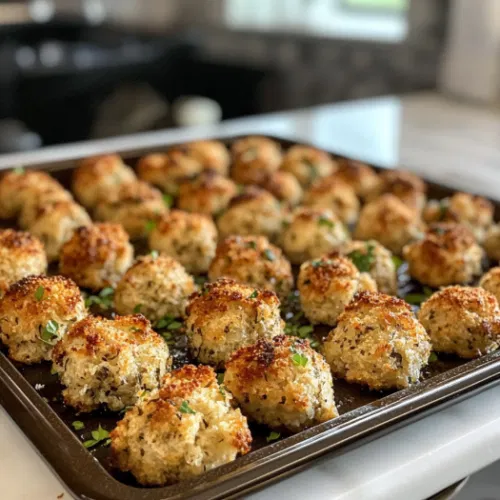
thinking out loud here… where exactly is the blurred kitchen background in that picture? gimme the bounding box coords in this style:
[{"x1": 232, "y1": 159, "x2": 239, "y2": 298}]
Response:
[{"x1": 0, "y1": 0, "x2": 457, "y2": 152}]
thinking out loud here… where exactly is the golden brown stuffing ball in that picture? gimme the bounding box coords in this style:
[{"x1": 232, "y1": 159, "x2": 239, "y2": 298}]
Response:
[
  {"x1": 334, "y1": 158, "x2": 379, "y2": 200},
  {"x1": 148, "y1": 210, "x2": 217, "y2": 274},
  {"x1": 178, "y1": 140, "x2": 231, "y2": 176},
  {"x1": 354, "y1": 194, "x2": 425, "y2": 255},
  {"x1": 59, "y1": 223, "x2": 134, "y2": 291},
  {"x1": 114, "y1": 254, "x2": 196, "y2": 322},
  {"x1": 185, "y1": 278, "x2": 283, "y2": 368},
  {"x1": 365, "y1": 169, "x2": 427, "y2": 213},
  {"x1": 94, "y1": 181, "x2": 167, "y2": 240},
  {"x1": 0, "y1": 275, "x2": 86, "y2": 364},
  {"x1": 177, "y1": 170, "x2": 238, "y2": 217},
  {"x1": 217, "y1": 187, "x2": 284, "y2": 242},
  {"x1": 280, "y1": 145, "x2": 337, "y2": 188},
  {"x1": 298, "y1": 254, "x2": 377, "y2": 326},
  {"x1": 342, "y1": 240, "x2": 398, "y2": 295},
  {"x1": 52, "y1": 314, "x2": 171, "y2": 412},
  {"x1": 0, "y1": 168, "x2": 64, "y2": 219},
  {"x1": 0, "y1": 230, "x2": 47, "y2": 294},
  {"x1": 302, "y1": 176, "x2": 360, "y2": 225},
  {"x1": 403, "y1": 223, "x2": 483, "y2": 288},
  {"x1": 225, "y1": 335, "x2": 338, "y2": 432},
  {"x1": 111, "y1": 364, "x2": 251, "y2": 486},
  {"x1": 208, "y1": 235, "x2": 293, "y2": 298},
  {"x1": 230, "y1": 136, "x2": 282, "y2": 185},
  {"x1": 280, "y1": 207, "x2": 350, "y2": 265},
  {"x1": 18, "y1": 186, "x2": 73, "y2": 230},
  {"x1": 137, "y1": 150, "x2": 203, "y2": 195},
  {"x1": 484, "y1": 224, "x2": 500, "y2": 262},
  {"x1": 72, "y1": 154, "x2": 136, "y2": 209},
  {"x1": 479, "y1": 267, "x2": 500, "y2": 304},
  {"x1": 324, "y1": 292, "x2": 431, "y2": 390},
  {"x1": 418, "y1": 286, "x2": 500, "y2": 359},
  {"x1": 423, "y1": 193, "x2": 494, "y2": 242},
  {"x1": 262, "y1": 170, "x2": 303, "y2": 207},
  {"x1": 28, "y1": 201, "x2": 92, "y2": 262}
]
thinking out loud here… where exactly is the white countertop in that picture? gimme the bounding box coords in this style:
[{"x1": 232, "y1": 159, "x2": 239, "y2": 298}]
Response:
[{"x1": 2, "y1": 92, "x2": 500, "y2": 500}]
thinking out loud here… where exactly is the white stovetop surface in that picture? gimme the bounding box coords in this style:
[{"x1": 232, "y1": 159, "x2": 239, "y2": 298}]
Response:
[{"x1": 2, "y1": 93, "x2": 500, "y2": 500}]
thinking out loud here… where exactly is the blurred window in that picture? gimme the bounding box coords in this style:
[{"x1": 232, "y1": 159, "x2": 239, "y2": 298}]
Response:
[{"x1": 225, "y1": 0, "x2": 409, "y2": 42}]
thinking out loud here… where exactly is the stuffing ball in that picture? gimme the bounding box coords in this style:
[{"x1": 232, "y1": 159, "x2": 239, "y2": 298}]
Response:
[
  {"x1": 111, "y1": 364, "x2": 251, "y2": 486},
  {"x1": 403, "y1": 223, "x2": 483, "y2": 287},
  {"x1": 342, "y1": 240, "x2": 398, "y2": 295},
  {"x1": 185, "y1": 278, "x2": 283, "y2": 368},
  {"x1": 280, "y1": 207, "x2": 350, "y2": 265},
  {"x1": 59, "y1": 223, "x2": 134, "y2": 290},
  {"x1": 484, "y1": 224, "x2": 500, "y2": 262},
  {"x1": 137, "y1": 150, "x2": 203, "y2": 195},
  {"x1": 0, "y1": 275, "x2": 86, "y2": 364},
  {"x1": 365, "y1": 170, "x2": 427, "y2": 213},
  {"x1": 280, "y1": 145, "x2": 337, "y2": 188},
  {"x1": 72, "y1": 154, "x2": 136, "y2": 209},
  {"x1": 52, "y1": 314, "x2": 171, "y2": 412},
  {"x1": 28, "y1": 201, "x2": 92, "y2": 262},
  {"x1": 148, "y1": 210, "x2": 217, "y2": 274},
  {"x1": 302, "y1": 176, "x2": 360, "y2": 225},
  {"x1": 177, "y1": 170, "x2": 238, "y2": 217},
  {"x1": 480, "y1": 267, "x2": 500, "y2": 304},
  {"x1": 217, "y1": 187, "x2": 284, "y2": 242},
  {"x1": 354, "y1": 194, "x2": 425, "y2": 255},
  {"x1": 324, "y1": 292, "x2": 431, "y2": 390},
  {"x1": 0, "y1": 168, "x2": 64, "y2": 219},
  {"x1": 231, "y1": 136, "x2": 282, "y2": 185},
  {"x1": 262, "y1": 170, "x2": 303, "y2": 207},
  {"x1": 208, "y1": 235, "x2": 293, "y2": 298},
  {"x1": 19, "y1": 186, "x2": 73, "y2": 230},
  {"x1": 0, "y1": 230, "x2": 47, "y2": 294},
  {"x1": 423, "y1": 193, "x2": 493, "y2": 242},
  {"x1": 298, "y1": 254, "x2": 377, "y2": 326},
  {"x1": 225, "y1": 335, "x2": 338, "y2": 432},
  {"x1": 178, "y1": 140, "x2": 231, "y2": 176},
  {"x1": 94, "y1": 181, "x2": 167, "y2": 240},
  {"x1": 418, "y1": 286, "x2": 500, "y2": 359},
  {"x1": 114, "y1": 254, "x2": 196, "y2": 322},
  {"x1": 334, "y1": 158, "x2": 379, "y2": 200}
]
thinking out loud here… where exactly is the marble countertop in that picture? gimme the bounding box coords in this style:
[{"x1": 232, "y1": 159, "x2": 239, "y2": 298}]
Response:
[{"x1": 1, "y1": 92, "x2": 500, "y2": 500}]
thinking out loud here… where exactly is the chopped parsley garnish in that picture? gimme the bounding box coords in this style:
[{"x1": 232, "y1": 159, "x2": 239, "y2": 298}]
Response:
[
  {"x1": 247, "y1": 241, "x2": 257, "y2": 250},
  {"x1": 145, "y1": 220, "x2": 156, "y2": 233},
  {"x1": 404, "y1": 286, "x2": 433, "y2": 306},
  {"x1": 85, "y1": 287, "x2": 114, "y2": 310},
  {"x1": 40, "y1": 320, "x2": 59, "y2": 344},
  {"x1": 303, "y1": 159, "x2": 318, "y2": 182},
  {"x1": 392, "y1": 255, "x2": 404, "y2": 270},
  {"x1": 34, "y1": 286, "x2": 44, "y2": 301},
  {"x1": 217, "y1": 373, "x2": 224, "y2": 385},
  {"x1": 133, "y1": 304, "x2": 142, "y2": 314},
  {"x1": 428, "y1": 352, "x2": 439, "y2": 363},
  {"x1": 150, "y1": 250, "x2": 159, "y2": 260},
  {"x1": 72, "y1": 421, "x2": 85, "y2": 431},
  {"x1": 318, "y1": 215, "x2": 334, "y2": 229},
  {"x1": 311, "y1": 260, "x2": 324, "y2": 268},
  {"x1": 248, "y1": 290, "x2": 258, "y2": 299},
  {"x1": 347, "y1": 243, "x2": 375, "y2": 273},
  {"x1": 266, "y1": 431, "x2": 281, "y2": 443},
  {"x1": 50, "y1": 365, "x2": 58, "y2": 375},
  {"x1": 155, "y1": 315, "x2": 182, "y2": 330},
  {"x1": 179, "y1": 401, "x2": 196, "y2": 414},
  {"x1": 298, "y1": 325, "x2": 314, "y2": 337},
  {"x1": 263, "y1": 249, "x2": 276, "y2": 261},
  {"x1": 163, "y1": 193, "x2": 174, "y2": 208},
  {"x1": 282, "y1": 219, "x2": 291, "y2": 229},
  {"x1": 291, "y1": 352, "x2": 308, "y2": 367},
  {"x1": 13, "y1": 166, "x2": 25, "y2": 175},
  {"x1": 438, "y1": 199, "x2": 449, "y2": 220},
  {"x1": 83, "y1": 424, "x2": 110, "y2": 449},
  {"x1": 194, "y1": 275, "x2": 208, "y2": 286}
]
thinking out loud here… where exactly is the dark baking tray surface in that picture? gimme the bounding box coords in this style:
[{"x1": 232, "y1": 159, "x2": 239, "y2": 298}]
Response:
[{"x1": 1, "y1": 135, "x2": 500, "y2": 500}]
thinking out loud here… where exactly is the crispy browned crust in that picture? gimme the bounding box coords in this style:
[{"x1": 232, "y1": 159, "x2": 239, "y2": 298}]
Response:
[
  {"x1": 106, "y1": 180, "x2": 163, "y2": 204},
  {"x1": 281, "y1": 145, "x2": 333, "y2": 164},
  {"x1": 155, "y1": 210, "x2": 214, "y2": 234},
  {"x1": 74, "y1": 154, "x2": 124, "y2": 182},
  {"x1": 0, "y1": 275, "x2": 83, "y2": 314},
  {"x1": 179, "y1": 171, "x2": 236, "y2": 195},
  {"x1": 0, "y1": 169, "x2": 57, "y2": 189},
  {"x1": 292, "y1": 206, "x2": 337, "y2": 222},
  {"x1": 336, "y1": 159, "x2": 378, "y2": 183},
  {"x1": 225, "y1": 335, "x2": 311, "y2": 386},
  {"x1": 301, "y1": 255, "x2": 357, "y2": 293},
  {"x1": 379, "y1": 170, "x2": 426, "y2": 195},
  {"x1": 186, "y1": 278, "x2": 279, "y2": 317},
  {"x1": 119, "y1": 253, "x2": 181, "y2": 278},
  {"x1": 52, "y1": 314, "x2": 162, "y2": 364},
  {"x1": 422, "y1": 285, "x2": 498, "y2": 312},
  {"x1": 306, "y1": 176, "x2": 354, "y2": 196},
  {"x1": 362, "y1": 194, "x2": 418, "y2": 227},
  {"x1": 0, "y1": 229, "x2": 44, "y2": 253},
  {"x1": 228, "y1": 186, "x2": 274, "y2": 208},
  {"x1": 343, "y1": 290, "x2": 413, "y2": 315}
]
